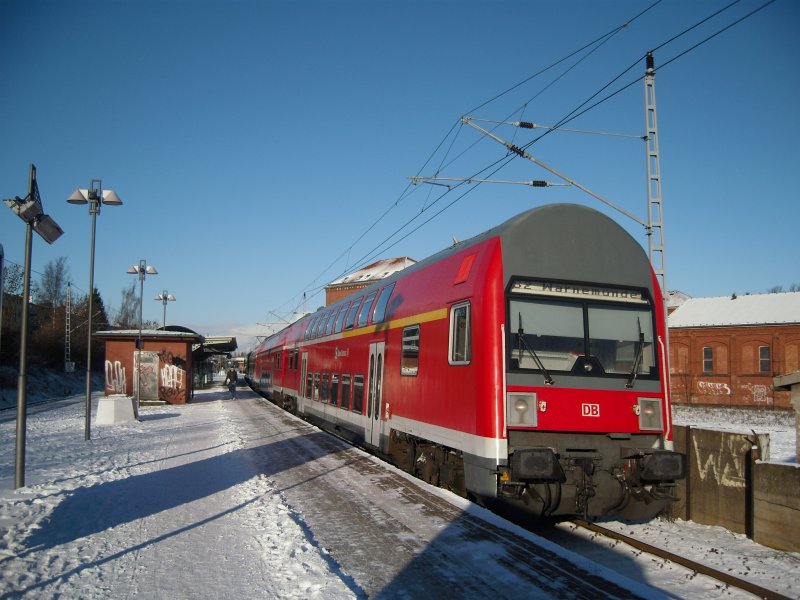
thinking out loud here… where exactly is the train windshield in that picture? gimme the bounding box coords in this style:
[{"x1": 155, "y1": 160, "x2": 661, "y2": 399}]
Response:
[{"x1": 507, "y1": 280, "x2": 657, "y2": 379}]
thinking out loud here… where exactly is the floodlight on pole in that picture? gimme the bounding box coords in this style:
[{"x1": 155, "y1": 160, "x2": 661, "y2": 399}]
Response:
[
  {"x1": 5, "y1": 164, "x2": 63, "y2": 489},
  {"x1": 127, "y1": 261, "x2": 157, "y2": 408},
  {"x1": 154, "y1": 290, "x2": 176, "y2": 328},
  {"x1": 67, "y1": 180, "x2": 123, "y2": 441}
]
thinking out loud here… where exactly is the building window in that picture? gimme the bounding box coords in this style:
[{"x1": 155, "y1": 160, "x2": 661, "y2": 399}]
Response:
[
  {"x1": 759, "y1": 346, "x2": 771, "y2": 374},
  {"x1": 702, "y1": 346, "x2": 713, "y2": 373},
  {"x1": 449, "y1": 302, "x2": 471, "y2": 365},
  {"x1": 401, "y1": 325, "x2": 420, "y2": 376}
]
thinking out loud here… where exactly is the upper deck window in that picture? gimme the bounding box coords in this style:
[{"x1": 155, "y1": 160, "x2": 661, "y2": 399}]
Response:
[
  {"x1": 372, "y1": 283, "x2": 395, "y2": 324},
  {"x1": 344, "y1": 297, "x2": 363, "y2": 330},
  {"x1": 357, "y1": 292, "x2": 377, "y2": 328},
  {"x1": 325, "y1": 307, "x2": 338, "y2": 336},
  {"x1": 334, "y1": 301, "x2": 350, "y2": 333}
]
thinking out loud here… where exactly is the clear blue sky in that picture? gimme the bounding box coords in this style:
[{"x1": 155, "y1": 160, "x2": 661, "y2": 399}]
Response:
[{"x1": 2, "y1": 0, "x2": 798, "y2": 351}]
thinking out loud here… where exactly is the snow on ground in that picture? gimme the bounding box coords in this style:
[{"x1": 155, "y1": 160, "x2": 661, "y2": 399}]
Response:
[
  {"x1": 0, "y1": 375, "x2": 797, "y2": 599},
  {"x1": 672, "y1": 403, "x2": 796, "y2": 463}
]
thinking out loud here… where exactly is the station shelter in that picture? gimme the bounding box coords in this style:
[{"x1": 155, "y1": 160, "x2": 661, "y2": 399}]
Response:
[{"x1": 95, "y1": 328, "x2": 236, "y2": 404}]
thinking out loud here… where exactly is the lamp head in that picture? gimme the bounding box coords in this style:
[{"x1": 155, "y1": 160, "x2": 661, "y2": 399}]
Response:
[{"x1": 67, "y1": 189, "x2": 89, "y2": 205}]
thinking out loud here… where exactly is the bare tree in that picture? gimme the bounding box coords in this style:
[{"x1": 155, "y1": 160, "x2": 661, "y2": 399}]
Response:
[
  {"x1": 115, "y1": 281, "x2": 139, "y2": 329},
  {"x1": 37, "y1": 256, "x2": 70, "y2": 306}
]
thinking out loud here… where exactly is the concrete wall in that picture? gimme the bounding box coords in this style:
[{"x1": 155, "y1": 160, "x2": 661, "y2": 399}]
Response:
[
  {"x1": 668, "y1": 425, "x2": 799, "y2": 552},
  {"x1": 753, "y1": 462, "x2": 800, "y2": 552}
]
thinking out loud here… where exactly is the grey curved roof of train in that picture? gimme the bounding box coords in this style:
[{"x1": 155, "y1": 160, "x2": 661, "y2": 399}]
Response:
[{"x1": 387, "y1": 203, "x2": 654, "y2": 295}]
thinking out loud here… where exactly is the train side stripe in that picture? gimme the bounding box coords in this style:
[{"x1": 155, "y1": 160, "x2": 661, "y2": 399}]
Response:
[{"x1": 340, "y1": 307, "x2": 448, "y2": 339}]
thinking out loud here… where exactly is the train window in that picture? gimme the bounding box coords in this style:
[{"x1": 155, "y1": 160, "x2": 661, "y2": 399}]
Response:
[
  {"x1": 312, "y1": 372, "x2": 320, "y2": 401},
  {"x1": 325, "y1": 308, "x2": 339, "y2": 336},
  {"x1": 334, "y1": 302, "x2": 350, "y2": 333},
  {"x1": 401, "y1": 325, "x2": 420, "y2": 376},
  {"x1": 371, "y1": 283, "x2": 396, "y2": 324},
  {"x1": 340, "y1": 374, "x2": 352, "y2": 410},
  {"x1": 304, "y1": 317, "x2": 316, "y2": 340},
  {"x1": 311, "y1": 313, "x2": 328, "y2": 338},
  {"x1": 449, "y1": 302, "x2": 471, "y2": 365},
  {"x1": 321, "y1": 372, "x2": 329, "y2": 403},
  {"x1": 588, "y1": 304, "x2": 655, "y2": 375},
  {"x1": 305, "y1": 373, "x2": 313, "y2": 399},
  {"x1": 353, "y1": 374, "x2": 365, "y2": 413},
  {"x1": 330, "y1": 373, "x2": 339, "y2": 406},
  {"x1": 344, "y1": 297, "x2": 364, "y2": 330},
  {"x1": 357, "y1": 292, "x2": 377, "y2": 328}
]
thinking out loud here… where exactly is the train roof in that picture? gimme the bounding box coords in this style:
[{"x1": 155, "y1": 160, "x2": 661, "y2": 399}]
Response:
[{"x1": 257, "y1": 203, "x2": 654, "y2": 351}]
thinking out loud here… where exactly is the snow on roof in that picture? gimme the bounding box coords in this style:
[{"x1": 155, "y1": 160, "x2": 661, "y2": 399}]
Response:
[
  {"x1": 328, "y1": 257, "x2": 416, "y2": 287},
  {"x1": 668, "y1": 292, "x2": 800, "y2": 328}
]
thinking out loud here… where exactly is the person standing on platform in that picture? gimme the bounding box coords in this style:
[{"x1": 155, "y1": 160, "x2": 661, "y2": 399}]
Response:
[{"x1": 224, "y1": 367, "x2": 238, "y2": 399}]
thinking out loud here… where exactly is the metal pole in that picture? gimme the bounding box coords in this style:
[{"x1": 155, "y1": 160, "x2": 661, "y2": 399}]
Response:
[
  {"x1": 137, "y1": 260, "x2": 144, "y2": 407},
  {"x1": 84, "y1": 200, "x2": 98, "y2": 440},
  {"x1": 162, "y1": 293, "x2": 167, "y2": 328},
  {"x1": 14, "y1": 220, "x2": 33, "y2": 489}
]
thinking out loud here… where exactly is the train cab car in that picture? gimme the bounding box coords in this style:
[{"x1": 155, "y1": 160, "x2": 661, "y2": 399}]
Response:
[{"x1": 250, "y1": 203, "x2": 685, "y2": 521}]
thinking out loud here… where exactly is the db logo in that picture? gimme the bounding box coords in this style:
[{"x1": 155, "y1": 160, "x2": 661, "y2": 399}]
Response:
[{"x1": 581, "y1": 403, "x2": 600, "y2": 417}]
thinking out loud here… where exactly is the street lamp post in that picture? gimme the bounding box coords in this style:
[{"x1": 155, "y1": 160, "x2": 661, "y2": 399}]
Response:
[
  {"x1": 154, "y1": 290, "x2": 176, "y2": 328},
  {"x1": 127, "y1": 261, "x2": 157, "y2": 408},
  {"x1": 4, "y1": 164, "x2": 63, "y2": 489},
  {"x1": 67, "y1": 181, "x2": 122, "y2": 441}
]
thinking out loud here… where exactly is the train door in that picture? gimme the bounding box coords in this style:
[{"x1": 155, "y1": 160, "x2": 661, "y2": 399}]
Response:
[
  {"x1": 299, "y1": 352, "x2": 308, "y2": 413},
  {"x1": 366, "y1": 341, "x2": 385, "y2": 447}
]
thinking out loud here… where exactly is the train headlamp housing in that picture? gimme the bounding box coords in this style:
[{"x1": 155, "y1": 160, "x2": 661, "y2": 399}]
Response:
[
  {"x1": 639, "y1": 450, "x2": 686, "y2": 482},
  {"x1": 507, "y1": 392, "x2": 537, "y2": 427},
  {"x1": 637, "y1": 397, "x2": 663, "y2": 431},
  {"x1": 511, "y1": 447, "x2": 564, "y2": 481}
]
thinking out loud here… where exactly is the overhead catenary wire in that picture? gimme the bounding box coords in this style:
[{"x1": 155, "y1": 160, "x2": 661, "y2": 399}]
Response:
[{"x1": 271, "y1": 0, "x2": 777, "y2": 323}]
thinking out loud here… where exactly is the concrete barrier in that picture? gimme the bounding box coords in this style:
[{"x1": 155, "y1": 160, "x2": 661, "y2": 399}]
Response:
[
  {"x1": 96, "y1": 394, "x2": 139, "y2": 424},
  {"x1": 753, "y1": 462, "x2": 800, "y2": 552},
  {"x1": 669, "y1": 425, "x2": 799, "y2": 552}
]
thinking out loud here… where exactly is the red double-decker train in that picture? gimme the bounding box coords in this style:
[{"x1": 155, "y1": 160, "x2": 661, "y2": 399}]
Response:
[{"x1": 247, "y1": 203, "x2": 685, "y2": 520}]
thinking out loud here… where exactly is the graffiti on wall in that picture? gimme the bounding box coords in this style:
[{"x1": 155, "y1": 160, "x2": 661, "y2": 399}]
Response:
[
  {"x1": 105, "y1": 360, "x2": 126, "y2": 394},
  {"x1": 697, "y1": 381, "x2": 731, "y2": 396},
  {"x1": 692, "y1": 433, "x2": 751, "y2": 489},
  {"x1": 740, "y1": 383, "x2": 770, "y2": 403},
  {"x1": 158, "y1": 347, "x2": 187, "y2": 402}
]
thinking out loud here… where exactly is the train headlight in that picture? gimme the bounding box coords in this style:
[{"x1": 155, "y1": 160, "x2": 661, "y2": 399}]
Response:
[
  {"x1": 637, "y1": 397, "x2": 663, "y2": 431},
  {"x1": 640, "y1": 450, "x2": 686, "y2": 482},
  {"x1": 507, "y1": 392, "x2": 537, "y2": 427}
]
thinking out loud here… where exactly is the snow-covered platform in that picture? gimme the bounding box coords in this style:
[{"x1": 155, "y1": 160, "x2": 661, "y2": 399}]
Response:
[{"x1": 1, "y1": 384, "x2": 797, "y2": 599}]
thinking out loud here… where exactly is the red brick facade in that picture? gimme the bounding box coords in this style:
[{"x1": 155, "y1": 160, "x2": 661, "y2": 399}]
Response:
[
  {"x1": 98, "y1": 331, "x2": 200, "y2": 404},
  {"x1": 669, "y1": 324, "x2": 800, "y2": 408}
]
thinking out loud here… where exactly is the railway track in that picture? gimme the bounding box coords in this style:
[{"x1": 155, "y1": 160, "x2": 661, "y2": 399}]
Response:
[{"x1": 570, "y1": 519, "x2": 791, "y2": 600}]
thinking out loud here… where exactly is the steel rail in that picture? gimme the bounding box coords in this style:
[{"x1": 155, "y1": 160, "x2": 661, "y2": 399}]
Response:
[{"x1": 573, "y1": 519, "x2": 791, "y2": 600}]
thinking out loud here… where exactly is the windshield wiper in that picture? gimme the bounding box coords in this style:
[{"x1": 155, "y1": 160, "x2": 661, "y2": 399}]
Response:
[
  {"x1": 626, "y1": 317, "x2": 645, "y2": 389},
  {"x1": 517, "y1": 312, "x2": 554, "y2": 385}
]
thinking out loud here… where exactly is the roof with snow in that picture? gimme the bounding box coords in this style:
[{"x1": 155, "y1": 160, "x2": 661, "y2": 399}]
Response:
[
  {"x1": 668, "y1": 292, "x2": 800, "y2": 328},
  {"x1": 328, "y1": 257, "x2": 416, "y2": 288}
]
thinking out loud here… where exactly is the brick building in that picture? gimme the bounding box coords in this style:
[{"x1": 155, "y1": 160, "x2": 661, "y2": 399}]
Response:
[
  {"x1": 325, "y1": 257, "x2": 415, "y2": 305},
  {"x1": 668, "y1": 292, "x2": 800, "y2": 408}
]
